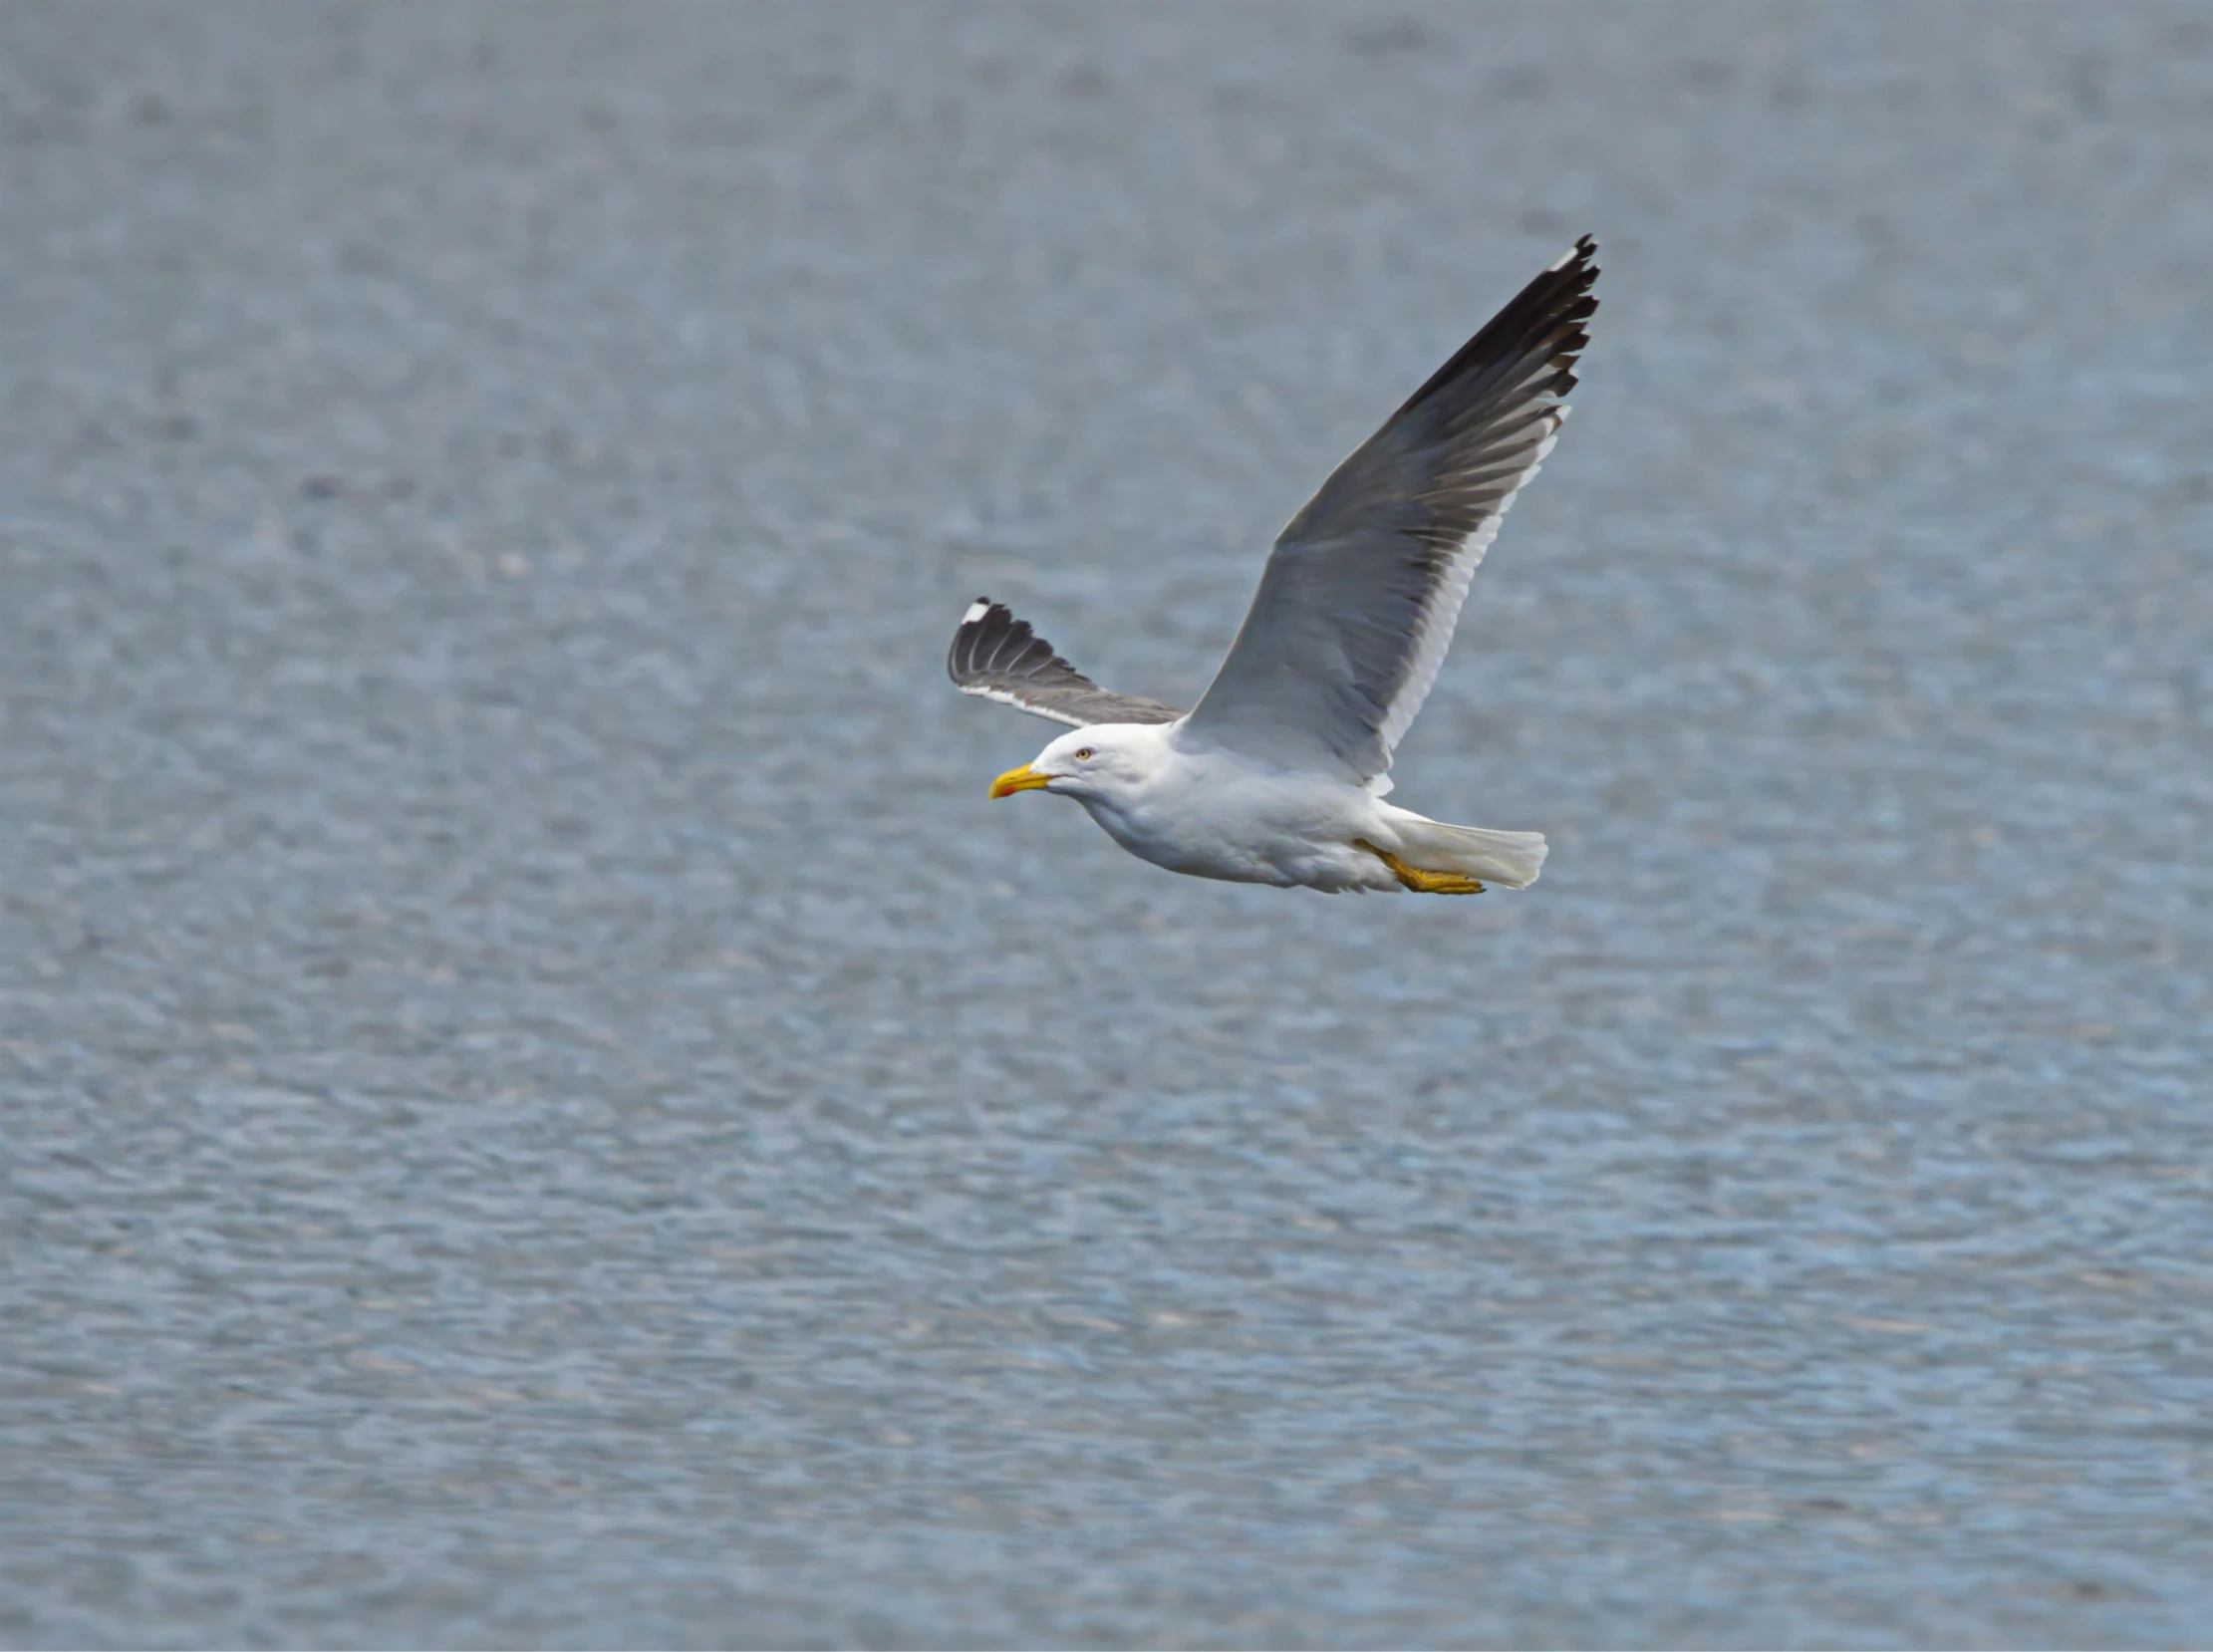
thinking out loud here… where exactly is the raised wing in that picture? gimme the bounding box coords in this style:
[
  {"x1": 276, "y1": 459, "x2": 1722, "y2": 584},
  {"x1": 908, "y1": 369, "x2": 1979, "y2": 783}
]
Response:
[
  {"x1": 1182, "y1": 235, "x2": 1597, "y2": 781},
  {"x1": 947, "y1": 599, "x2": 1183, "y2": 729}
]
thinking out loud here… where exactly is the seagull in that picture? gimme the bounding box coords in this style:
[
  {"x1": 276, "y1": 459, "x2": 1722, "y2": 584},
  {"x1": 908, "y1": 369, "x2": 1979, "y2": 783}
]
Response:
[{"x1": 948, "y1": 236, "x2": 1597, "y2": 896}]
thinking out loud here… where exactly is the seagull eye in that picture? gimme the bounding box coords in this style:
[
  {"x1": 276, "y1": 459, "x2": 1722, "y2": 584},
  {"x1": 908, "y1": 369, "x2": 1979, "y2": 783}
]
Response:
[{"x1": 1074, "y1": 747, "x2": 1094, "y2": 760}]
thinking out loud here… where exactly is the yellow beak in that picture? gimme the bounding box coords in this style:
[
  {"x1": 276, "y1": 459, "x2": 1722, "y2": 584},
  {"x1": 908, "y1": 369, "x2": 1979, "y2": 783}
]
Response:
[{"x1": 989, "y1": 763, "x2": 1054, "y2": 799}]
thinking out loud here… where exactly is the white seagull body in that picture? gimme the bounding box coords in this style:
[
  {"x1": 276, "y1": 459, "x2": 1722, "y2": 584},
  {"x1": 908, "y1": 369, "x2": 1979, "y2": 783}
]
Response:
[{"x1": 949, "y1": 237, "x2": 1599, "y2": 896}]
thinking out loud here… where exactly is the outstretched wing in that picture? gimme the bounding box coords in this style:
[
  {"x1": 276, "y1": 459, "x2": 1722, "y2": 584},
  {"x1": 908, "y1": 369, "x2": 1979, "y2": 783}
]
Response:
[
  {"x1": 947, "y1": 599, "x2": 1183, "y2": 729},
  {"x1": 1182, "y1": 235, "x2": 1598, "y2": 781}
]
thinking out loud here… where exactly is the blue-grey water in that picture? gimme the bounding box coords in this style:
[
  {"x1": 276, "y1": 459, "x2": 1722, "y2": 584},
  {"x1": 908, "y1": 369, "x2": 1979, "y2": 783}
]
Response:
[{"x1": 3, "y1": 4, "x2": 2211, "y2": 1646}]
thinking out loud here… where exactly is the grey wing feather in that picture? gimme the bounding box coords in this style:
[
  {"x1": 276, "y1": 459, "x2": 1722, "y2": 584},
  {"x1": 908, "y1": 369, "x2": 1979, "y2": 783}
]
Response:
[
  {"x1": 1183, "y1": 235, "x2": 1598, "y2": 781},
  {"x1": 947, "y1": 599, "x2": 1183, "y2": 729}
]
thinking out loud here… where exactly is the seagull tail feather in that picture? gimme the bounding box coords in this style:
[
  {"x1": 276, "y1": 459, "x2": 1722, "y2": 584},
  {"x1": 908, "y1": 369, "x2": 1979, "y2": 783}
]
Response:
[{"x1": 1389, "y1": 816, "x2": 1548, "y2": 890}]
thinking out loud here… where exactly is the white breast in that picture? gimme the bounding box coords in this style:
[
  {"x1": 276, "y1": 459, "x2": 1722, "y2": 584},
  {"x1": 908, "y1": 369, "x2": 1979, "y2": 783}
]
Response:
[{"x1": 1077, "y1": 742, "x2": 1390, "y2": 888}]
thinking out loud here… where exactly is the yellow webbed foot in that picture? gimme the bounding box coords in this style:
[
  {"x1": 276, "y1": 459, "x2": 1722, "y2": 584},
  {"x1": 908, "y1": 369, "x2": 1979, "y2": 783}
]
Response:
[{"x1": 1353, "y1": 839, "x2": 1486, "y2": 895}]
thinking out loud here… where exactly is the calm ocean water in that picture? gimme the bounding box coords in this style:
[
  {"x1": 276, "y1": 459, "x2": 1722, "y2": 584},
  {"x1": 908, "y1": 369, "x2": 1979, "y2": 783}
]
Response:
[{"x1": 3, "y1": 5, "x2": 2210, "y2": 1644}]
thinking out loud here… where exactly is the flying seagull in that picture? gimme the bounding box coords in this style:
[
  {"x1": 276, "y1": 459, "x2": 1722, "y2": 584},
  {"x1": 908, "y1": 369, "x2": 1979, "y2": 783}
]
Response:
[{"x1": 948, "y1": 235, "x2": 1597, "y2": 895}]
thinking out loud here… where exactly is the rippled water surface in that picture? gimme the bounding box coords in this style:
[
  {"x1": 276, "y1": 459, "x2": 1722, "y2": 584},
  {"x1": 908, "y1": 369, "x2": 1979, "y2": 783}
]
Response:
[{"x1": 4, "y1": 4, "x2": 2211, "y2": 1645}]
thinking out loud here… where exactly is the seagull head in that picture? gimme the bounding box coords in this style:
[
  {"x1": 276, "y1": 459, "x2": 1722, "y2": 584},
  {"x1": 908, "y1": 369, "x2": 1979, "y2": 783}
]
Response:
[{"x1": 989, "y1": 723, "x2": 1167, "y2": 804}]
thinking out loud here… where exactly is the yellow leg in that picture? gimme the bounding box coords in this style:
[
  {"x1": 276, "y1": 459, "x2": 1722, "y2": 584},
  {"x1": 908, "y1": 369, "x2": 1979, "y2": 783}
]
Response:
[{"x1": 1354, "y1": 839, "x2": 1486, "y2": 895}]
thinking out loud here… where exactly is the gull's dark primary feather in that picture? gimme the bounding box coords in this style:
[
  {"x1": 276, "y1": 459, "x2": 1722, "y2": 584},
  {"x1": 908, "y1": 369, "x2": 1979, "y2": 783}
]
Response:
[
  {"x1": 1183, "y1": 235, "x2": 1599, "y2": 781},
  {"x1": 947, "y1": 599, "x2": 1183, "y2": 729}
]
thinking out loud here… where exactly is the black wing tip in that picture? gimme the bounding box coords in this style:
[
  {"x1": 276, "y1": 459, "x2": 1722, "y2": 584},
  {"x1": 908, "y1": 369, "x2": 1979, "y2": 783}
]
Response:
[
  {"x1": 948, "y1": 596, "x2": 1085, "y2": 691},
  {"x1": 1397, "y1": 231, "x2": 1601, "y2": 418},
  {"x1": 1537, "y1": 235, "x2": 1601, "y2": 326},
  {"x1": 1538, "y1": 234, "x2": 1601, "y2": 326},
  {"x1": 953, "y1": 595, "x2": 1018, "y2": 642},
  {"x1": 950, "y1": 596, "x2": 1011, "y2": 683},
  {"x1": 1550, "y1": 231, "x2": 1599, "y2": 273}
]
